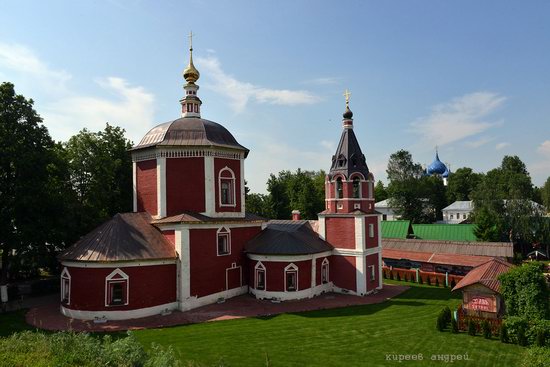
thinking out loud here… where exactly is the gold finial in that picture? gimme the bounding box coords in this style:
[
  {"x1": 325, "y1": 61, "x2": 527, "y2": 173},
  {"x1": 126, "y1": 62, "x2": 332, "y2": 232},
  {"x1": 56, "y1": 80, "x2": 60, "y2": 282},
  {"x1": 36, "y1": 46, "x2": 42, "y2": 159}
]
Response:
[
  {"x1": 183, "y1": 31, "x2": 200, "y2": 84},
  {"x1": 343, "y1": 89, "x2": 351, "y2": 106}
]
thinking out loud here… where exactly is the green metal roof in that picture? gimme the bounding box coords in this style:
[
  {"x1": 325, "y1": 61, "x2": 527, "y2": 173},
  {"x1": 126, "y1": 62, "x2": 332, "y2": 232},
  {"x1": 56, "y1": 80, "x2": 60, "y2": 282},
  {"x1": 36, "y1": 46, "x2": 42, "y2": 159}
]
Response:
[
  {"x1": 381, "y1": 220, "x2": 412, "y2": 239},
  {"x1": 411, "y1": 224, "x2": 478, "y2": 242}
]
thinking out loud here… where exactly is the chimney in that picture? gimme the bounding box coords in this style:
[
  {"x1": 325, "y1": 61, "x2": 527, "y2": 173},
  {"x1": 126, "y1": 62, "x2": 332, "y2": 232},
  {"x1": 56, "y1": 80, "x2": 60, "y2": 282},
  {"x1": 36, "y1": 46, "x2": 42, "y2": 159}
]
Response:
[{"x1": 291, "y1": 210, "x2": 301, "y2": 221}]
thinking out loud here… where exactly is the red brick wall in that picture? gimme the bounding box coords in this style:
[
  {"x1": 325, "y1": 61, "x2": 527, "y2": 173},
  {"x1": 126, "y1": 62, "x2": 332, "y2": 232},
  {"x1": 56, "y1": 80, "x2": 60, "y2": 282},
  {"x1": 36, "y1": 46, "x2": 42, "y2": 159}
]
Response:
[
  {"x1": 136, "y1": 160, "x2": 157, "y2": 215},
  {"x1": 162, "y1": 230, "x2": 175, "y2": 246},
  {"x1": 252, "y1": 260, "x2": 312, "y2": 292},
  {"x1": 190, "y1": 226, "x2": 261, "y2": 298},
  {"x1": 330, "y1": 255, "x2": 356, "y2": 292},
  {"x1": 63, "y1": 264, "x2": 176, "y2": 311},
  {"x1": 166, "y1": 157, "x2": 205, "y2": 215},
  {"x1": 365, "y1": 254, "x2": 380, "y2": 291},
  {"x1": 325, "y1": 217, "x2": 355, "y2": 249},
  {"x1": 214, "y1": 158, "x2": 242, "y2": 213},
  {"x1": 365, "y1": 217, "x2": 379, "y2": 249},
  {"x1": 315, "y1": 256, "x2": 331, "y2": 285}
]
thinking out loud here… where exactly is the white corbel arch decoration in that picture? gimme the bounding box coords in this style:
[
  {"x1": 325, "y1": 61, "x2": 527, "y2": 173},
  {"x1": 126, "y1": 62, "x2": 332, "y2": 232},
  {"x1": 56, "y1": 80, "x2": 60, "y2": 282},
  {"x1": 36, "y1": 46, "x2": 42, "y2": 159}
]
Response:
[
  {"x1": 284, "y1": 263, "x2": 299, "y2": 292},
  {"x1": 105, "y1": 268, "x2": 129, "y2": 307},
  {"x1": 218, "y1": 166, "x2": 236, "y2": 207},
  {"x1": 61, "y1": 267, "x2": 71, "y2": 305}
]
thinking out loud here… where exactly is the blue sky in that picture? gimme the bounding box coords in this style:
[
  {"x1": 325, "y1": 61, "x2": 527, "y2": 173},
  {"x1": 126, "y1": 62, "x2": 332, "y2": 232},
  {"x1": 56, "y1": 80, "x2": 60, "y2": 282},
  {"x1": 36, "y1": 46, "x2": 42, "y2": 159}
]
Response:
[{"x1": 1, "y1": 0, "x2": 549, "y2": 193}]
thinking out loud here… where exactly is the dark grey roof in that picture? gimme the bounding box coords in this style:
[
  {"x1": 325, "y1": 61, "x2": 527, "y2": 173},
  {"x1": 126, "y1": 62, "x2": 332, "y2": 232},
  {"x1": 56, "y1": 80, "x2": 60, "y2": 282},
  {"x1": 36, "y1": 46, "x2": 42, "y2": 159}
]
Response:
[
  {"x1": 132, "y1": 117, "x2": 249, "y2": 156},
  {"x1": 245, "y1": 220, "x2": 333, "y2": 255},
  {"x1": 382, "y1": 238, "x2": 513, "y2": 258},
  {"x1": 58, "y1": 213, "x2": 176, "y2": 262},
  {"x1": 328, "y1": 113, "x2": 369, "y2": 179}
]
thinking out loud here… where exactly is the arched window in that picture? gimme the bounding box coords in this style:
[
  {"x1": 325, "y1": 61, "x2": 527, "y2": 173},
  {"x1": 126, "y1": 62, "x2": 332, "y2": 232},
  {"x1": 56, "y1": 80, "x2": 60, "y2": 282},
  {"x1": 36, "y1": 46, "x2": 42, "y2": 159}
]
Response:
[
  {"x1": 321, "y1": 258, "x2": 329, "y2": 284},
  {"x1": 255, "y1": 262, "x2": 266, "y2": 290},
  {"x1": 352, "y1": 177, "x2": 361, "y2": 198},
  {"x1": 284, "y1": 263, "x2": 299, "y2": 292},
  {"x1": 217, "y1": 227, "x2": 231, "y2": 256},
  {"x1": 61, "y1": 268, "x2": 71, "y2": 305},
  {"x1": 336, "y1": 177, "x2": 343, "y2": 199},
  {"x1": 219, "y1": 167, "x2": 236, "y2": 206},
  {"x1": 105, "y1": 268, "x2": 129, "y2": 307}
]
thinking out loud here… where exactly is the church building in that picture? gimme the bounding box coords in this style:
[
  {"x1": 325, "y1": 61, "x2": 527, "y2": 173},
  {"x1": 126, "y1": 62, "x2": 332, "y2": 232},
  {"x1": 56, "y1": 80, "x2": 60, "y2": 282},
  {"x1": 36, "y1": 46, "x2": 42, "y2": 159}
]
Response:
[{"x1": 58, "y1": 41, "x2": 383, "y2": 321}]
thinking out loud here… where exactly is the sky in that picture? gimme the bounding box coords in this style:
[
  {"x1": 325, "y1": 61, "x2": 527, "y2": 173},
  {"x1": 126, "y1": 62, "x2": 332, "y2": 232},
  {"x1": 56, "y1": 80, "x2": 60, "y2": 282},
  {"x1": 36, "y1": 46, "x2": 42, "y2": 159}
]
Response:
[{"x1": 1, "y1": 0, "x2": 549, "y2": 193}]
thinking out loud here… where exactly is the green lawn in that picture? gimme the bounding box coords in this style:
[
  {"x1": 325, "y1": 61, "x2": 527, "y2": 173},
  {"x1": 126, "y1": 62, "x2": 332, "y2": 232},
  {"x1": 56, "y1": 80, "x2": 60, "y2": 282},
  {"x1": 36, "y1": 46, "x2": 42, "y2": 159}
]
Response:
[{"x1": 132, "y1": 281, "x2": 526, "y2": 366}]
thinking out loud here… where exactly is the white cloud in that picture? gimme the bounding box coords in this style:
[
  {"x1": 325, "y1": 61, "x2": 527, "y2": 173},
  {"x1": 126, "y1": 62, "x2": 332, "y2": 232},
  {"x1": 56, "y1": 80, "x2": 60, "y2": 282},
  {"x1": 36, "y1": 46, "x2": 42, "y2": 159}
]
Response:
[
  {"x1": 319, "y1": 140, "x2": 336, "y2": 151},
  {"x1": 465, "y1": 136, "x2": 494, "y2": 148},
  {"x1": 0, "y1": 42, "x2": 155, "y2": 143},
  {"x1": 302, "y1": 77, "x2": 342, "y2": 86},
  {"x1": 411, "y1": 91, "x2": 506, "y2": 146},
  {"x1": 196, "y1": 55, "x2": 321, "y2": 113},
  {"x1": 495, "y1": 142, "x2": 510, "y2": 150},
  {"x1": 42, "y1": 77, "x2": 155, "y2": 143},
  {"x1": 537, "y1": 140, "x2": 550, "y2": 156}
]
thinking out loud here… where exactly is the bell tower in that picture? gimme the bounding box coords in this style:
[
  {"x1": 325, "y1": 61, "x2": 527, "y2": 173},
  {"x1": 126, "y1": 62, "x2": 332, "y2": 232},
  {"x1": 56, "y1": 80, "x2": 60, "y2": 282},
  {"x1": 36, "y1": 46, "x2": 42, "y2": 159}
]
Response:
[{"x1": 318, "y1": 90, "x2": 382, "y2": 296}]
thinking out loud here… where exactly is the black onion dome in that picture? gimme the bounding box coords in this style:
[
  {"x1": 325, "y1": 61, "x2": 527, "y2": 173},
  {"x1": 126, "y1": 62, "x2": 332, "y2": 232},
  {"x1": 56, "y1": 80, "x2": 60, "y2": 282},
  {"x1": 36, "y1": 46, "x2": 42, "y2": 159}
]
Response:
[
  {"x1": 343, "y1": 106, "x2": 353, "y2": 119},
  {"x1": 132, "y1": 117, "x2": 249, "y2": 156}
]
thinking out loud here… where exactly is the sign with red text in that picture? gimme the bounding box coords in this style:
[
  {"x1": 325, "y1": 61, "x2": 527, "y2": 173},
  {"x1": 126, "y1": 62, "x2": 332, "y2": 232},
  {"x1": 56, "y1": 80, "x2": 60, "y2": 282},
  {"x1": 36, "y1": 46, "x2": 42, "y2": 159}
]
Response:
[{"x1": 465, "y1": 294, "x2": 496, "y2": 312}]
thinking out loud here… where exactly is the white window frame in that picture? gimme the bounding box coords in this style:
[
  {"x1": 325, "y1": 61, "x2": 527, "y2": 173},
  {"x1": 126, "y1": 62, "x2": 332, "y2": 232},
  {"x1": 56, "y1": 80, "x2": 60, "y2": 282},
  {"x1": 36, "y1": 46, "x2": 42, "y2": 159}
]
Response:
[
  {"x1": 105, "y1": 268, "x2": 129, "y2": 307},
  {"x1": 60, "y1": 267, "x2": 71, "y2": 305},
  {"x1": 217, "y1": 227, "x2": 231, "y2": 256},
  {"x1": 284, "y1": 263, "x2": 299, "y2": 292},
  {"x1": 369, "y1": 265, "x2": 376, "y2": 282},
  {"x1": 255, "y1": 261, "x2": 266, "y2": 290},
  {"x1": 321, "y1": 258, "x2": 329, "y2": 284},
  {"x1": 218, "y1": 167, "x2": 236, "y2": 207},
  {"x1": 369, "y1": 223, "x2": 375, "y2": 238}
]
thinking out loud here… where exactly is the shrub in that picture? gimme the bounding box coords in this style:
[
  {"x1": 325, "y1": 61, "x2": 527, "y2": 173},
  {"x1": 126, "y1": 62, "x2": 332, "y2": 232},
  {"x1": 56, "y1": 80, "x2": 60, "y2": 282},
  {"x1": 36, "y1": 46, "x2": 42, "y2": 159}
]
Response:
[
  {"x1": 535, "y1": 329, "x2": 546, "y2": 347},
  {"x1": 390, "y1": 271, "x2": 394, "y2": 280},
  {"x1": 418, "y1": 276, "x2": 423, "y2": 284},
  {"x1": 442, "y1": 306, "x2": 451, "y2": 325},
  {"x1": 517, "y1": 325, "x2": 528, "y2": 346},
  {"x1": 521, "y1": 347, "x2": 550, "y2": 367},
  {"x1": 451, "y1": 317, "x2": 459, "y2": 333},
  {"x1": 505, "y1": 316, "x2": 529, "y2": 345},
  {"x1": 468, "y1": 320, "x2": 477, "y2": 336},
  {"x1": 436, "y1": 313, "x2": 445, "y2": 332},
  {"x1": 499, "y1": 323, "x2": 509, "y2": 343},
  {"x1": 426, "y1": 277, "x2": 431, "y2": 286},
  {"x1": 526, "y1": 319, "x2": 550, "y2": 346},
  {"x1": 396, "y1": 273, "x2": 401, "y2": 281},
  {"x1": 435, "y1": 278, "x2": 439, "y2": 287},
  {"x1": 482, "y1": 320, "x2": 492, "y2": 339},
  {"x1": 450, "y1": 279, "x2": 456, "y2": 288},
  {"x1": 383, "y1": 271, "x2": 387, "y2": 279}
]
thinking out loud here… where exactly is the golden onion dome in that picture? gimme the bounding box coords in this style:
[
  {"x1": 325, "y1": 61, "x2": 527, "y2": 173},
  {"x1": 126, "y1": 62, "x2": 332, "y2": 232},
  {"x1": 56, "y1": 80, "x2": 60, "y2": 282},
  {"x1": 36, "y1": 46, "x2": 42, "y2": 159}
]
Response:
[{"x1": 183, "y1": 48, "x2": 200, "y2": 84}]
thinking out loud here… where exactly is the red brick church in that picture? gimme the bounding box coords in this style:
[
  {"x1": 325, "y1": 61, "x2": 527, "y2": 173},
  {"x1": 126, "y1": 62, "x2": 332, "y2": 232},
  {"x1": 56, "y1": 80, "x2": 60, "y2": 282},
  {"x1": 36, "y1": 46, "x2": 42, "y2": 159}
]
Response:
[{"x1": 58, "y1": 43, "x2": 383, "y2": 320}]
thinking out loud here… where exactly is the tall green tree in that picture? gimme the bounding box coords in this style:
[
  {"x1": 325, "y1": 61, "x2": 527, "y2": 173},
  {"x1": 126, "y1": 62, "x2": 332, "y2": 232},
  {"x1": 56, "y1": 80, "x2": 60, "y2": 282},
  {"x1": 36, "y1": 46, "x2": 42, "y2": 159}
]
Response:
[
  {"x1": 0, "y1": 82, "x2": 67, "y2": 301},
  {"x1": 64, "y1": 124, "x2": 133, "y2": 234},
  {"x1": 374, "y1": 180, "x2": 388, "y2": 202},
  {"x1": 446, "y1": 167, "x2": 483, "y2": 202},
  {"x1": 541, "y1": 177, "x2": 550, "y2": 211}
]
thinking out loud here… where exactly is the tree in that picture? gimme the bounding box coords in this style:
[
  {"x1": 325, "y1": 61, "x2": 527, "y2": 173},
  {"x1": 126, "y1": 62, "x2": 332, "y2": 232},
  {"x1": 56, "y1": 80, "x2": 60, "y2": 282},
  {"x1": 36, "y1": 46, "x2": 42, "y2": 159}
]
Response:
[
  {"x1": 386, "y1": 150, "x2": 446, "y2": 223},
  {"x1": 265, "y1": 169, "x2": 325, "y2": 220},
  {"x1": 64, "y1": 124, "x2": 133, "y2": 234},
  {"x1": 499, "y1": 262, "x2": 549, "y2": 320},
  {"x1": 0, "y1": 82, "x2": 66, "y2": 301},
  {"x1": 374, "y1": 180, "x2": 388, "y2": 202},
  {"x1": 245, "y1": 193, "x2": 274, "y2": 218},
  {"x1": 541, "y1": 177, "x2": 550, "y2": 211},
  {"x1": 446, "y1": 167, "x2": 482, "y2": 202}
]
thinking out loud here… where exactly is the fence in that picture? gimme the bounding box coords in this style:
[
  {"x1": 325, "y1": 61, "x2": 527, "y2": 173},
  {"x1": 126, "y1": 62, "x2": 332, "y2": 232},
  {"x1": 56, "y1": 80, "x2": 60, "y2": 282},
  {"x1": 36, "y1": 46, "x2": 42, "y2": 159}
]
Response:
[
  {"x1": 382, "y1": 266, "x2": 464, "y2": 288},
  {"x1": 456, "y1": 304, "x2": 503, "y2": 334}
]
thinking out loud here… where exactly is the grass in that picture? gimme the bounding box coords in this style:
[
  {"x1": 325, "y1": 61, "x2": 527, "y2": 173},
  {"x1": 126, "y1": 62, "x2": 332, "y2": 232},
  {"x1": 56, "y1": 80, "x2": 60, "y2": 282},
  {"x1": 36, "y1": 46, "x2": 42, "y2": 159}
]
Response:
[
  {"x1": 132, "y1": 281, "x2": 526, "y2": 366},
  {"x1": 0, "y1": 309, "x2": 32, "y2": 337}
]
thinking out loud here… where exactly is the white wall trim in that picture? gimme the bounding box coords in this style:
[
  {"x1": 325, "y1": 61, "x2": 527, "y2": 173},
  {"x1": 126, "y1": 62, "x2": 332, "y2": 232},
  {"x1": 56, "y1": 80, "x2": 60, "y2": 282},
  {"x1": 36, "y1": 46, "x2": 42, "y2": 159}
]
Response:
[
  {"x1": 218, "y1": 166, "x2": 237, "y2": 207},
  {"x1": 355, "y1": 217, "x2": 365, "y2": 251},
  {"x1": 61, "y1": 302, "x2": 178, "y2": 321},
  {"x1": 318, "y1": 216, "x2": 326, "y2": 240},
  {"x1": 318, "y1": 212, "x2": 378, "y2": 218},
  {"x1": 240, "y1": 159, "x2": 245, "y2": 213},
  {"x1": 321, "y1": 258, "x2": 330, "y2": 284},
  {"x1": 247, "y1": 251, "x2": 332, "y2": 262},
  {"x1": 179, "y1": 228, "x2": 190, "y2": 300},
  {"x1": 60, "y1": 267, "x2": 71, "y2": 305},
  {"x1": 155, "y1": 222, "x2": 263, "y2": 232},
  {"x1": 203, "y1": 155, "x2": 215, "y2": 216},
  {"x1": 250, "y1": 282, "x2": 333, "y2": 301},
  {"x1": 179, "y1": 286, "x2": 248, "y2": 311},
  {"x1": 105, "y1": 268, "x2": 129, "y2": 307},
  {"x1": 216, "y1": 227, "x2": 231, "y2": 256},
  {"x1": 355, "y1": 255, "x2": 366, "y2": 296},
  {"x1": 132, "y1": 161, "x2": 137, "y2": 212},
  {"x1": 225, "y1": 263, "x2": 242, "y2": 290},
  {"x1": 156, "y1": 157, "x2": 166, "y2": 218},
  {"x1": 131, "y1": 147, "x2": 245, "y2": 163},
  {"x1": 284, "y1": 263, "x2": 299, "y2": 292},
  {"x1": 60, "y1": 260, "x2": 177, "y2": 268},
  {"x1": 255, "y1": 261, "x2": 266, "y2": 290},
  {"x1": 311, "y1": 258, "x2": 316, "y2": 288},
  {"x1": 332, "y1": 247, "x2": 381, "y2": 257}
]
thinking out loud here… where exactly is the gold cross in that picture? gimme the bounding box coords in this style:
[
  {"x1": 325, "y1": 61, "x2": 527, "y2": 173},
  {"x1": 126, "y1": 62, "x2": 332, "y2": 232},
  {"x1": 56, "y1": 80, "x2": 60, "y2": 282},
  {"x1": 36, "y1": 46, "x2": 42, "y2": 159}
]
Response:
[
  {"x1": 189, "y1": 31, "x2": 194, "y2": 50},
  {"x1": 343, "y1": 89, "x2": 351, "y2": 106}
]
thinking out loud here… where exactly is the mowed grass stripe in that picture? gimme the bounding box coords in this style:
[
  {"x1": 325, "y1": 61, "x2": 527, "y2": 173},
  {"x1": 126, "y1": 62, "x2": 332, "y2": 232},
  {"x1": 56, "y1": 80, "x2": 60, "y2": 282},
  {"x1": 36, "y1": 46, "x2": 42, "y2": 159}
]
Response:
[{"x1": 133, "y1": 283, "x2": 525, "y2": 366}]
